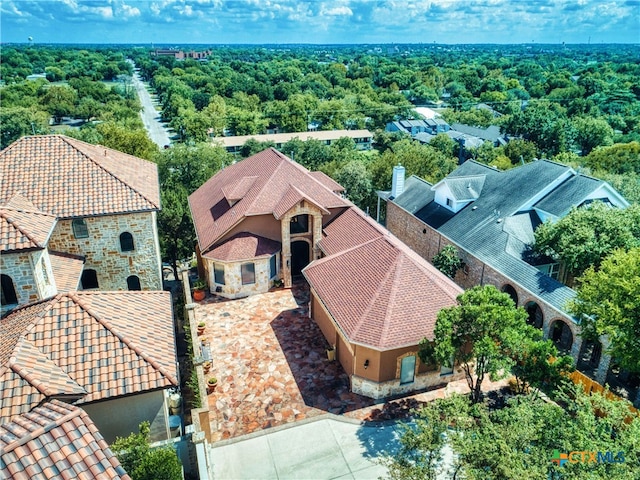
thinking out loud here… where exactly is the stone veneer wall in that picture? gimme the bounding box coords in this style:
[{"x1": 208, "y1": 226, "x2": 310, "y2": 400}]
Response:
[
  {"x1": 205, "y1": 255, "x2": 276, "y2": 299},
  {"x1": 1, "y1": 249, "x2": 57, "y2": 314},
  {"x1": 47, "y1": 212, "x2": 162, "y2": 291},
  {"x1": 351, "y1": 369, "x2": 465, "y2": 400}
]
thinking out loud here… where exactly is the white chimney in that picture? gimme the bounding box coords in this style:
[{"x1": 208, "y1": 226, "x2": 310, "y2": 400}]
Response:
[{"x1": 391, "y1": 164, "x2": 405, "y2": 198}]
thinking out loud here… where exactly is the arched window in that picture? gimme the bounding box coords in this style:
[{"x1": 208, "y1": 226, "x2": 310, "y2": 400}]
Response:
[
  {"x1": 120, "y1": 232, "x2": 135, "y2": 252},
  {"x1": 525, "y1": 301, "x2": 544, "y2": 329},
  {"x1": 127, "y1": 275, "x2": 141, "y2": 291},
  {"x1": 501, "y1": 284, "x2": 518, "y2": 306},
  {"x1": 1, "y1": 274, "x2": 18, "y2": 305},
  {"x1": 81, "y1": 269, "x2": 99, "y2": 289},
  {"x1": 72, "y1": 218, "x2": 89, "y2": 238}
]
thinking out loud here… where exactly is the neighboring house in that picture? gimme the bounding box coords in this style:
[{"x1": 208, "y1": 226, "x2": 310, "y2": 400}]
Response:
[
  {"x1": 0, "y1": 400, "x2": 131, "y2": 480},
  {"x1": 386, "y1": 119, "x2": 449, "y2": 136},
  {"x1": 190, "y1": 148, "x2": 465, "y2": 398},
  {"x1": 0, "y1": 135, "x2": 163, "y2": 301},
  {"x1": 211, "y1": 130, "x2": 373, "y2": 154},
  {"x1": 450, "y1": 123, "x2": 509, "y2": 147},
  {"x1": 0, "y1": 290, "x2": 178, "y2": 444},
  {"x1": 384, "y1": 160, "x2": 630, "y2": 388}
]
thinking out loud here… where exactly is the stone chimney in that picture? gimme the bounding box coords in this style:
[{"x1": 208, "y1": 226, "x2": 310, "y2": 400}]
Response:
[{"x1": 391, "y1": 164, "x2": 405, "y2": 198}]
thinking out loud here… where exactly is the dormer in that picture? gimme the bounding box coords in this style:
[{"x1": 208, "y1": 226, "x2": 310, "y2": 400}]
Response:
[
  {"x1": 221, "y1": 176, "x2": 258, "y2": 207},
  {"x1": 431, "y1": 175, "x2": 486, "y2": 213}
]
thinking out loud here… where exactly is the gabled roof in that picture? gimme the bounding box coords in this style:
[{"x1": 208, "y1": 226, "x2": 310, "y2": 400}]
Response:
[
  {"x1": 48, "y1": 251, "x2": 85, "y2": 292},
  {"x1": 305, "y1": 208, "x2": 462, "y2": 350},
  {"x1": 0, "y1": 196, "x2": 57, "y2": 252},
  {"x1": 451, "y1": 123, "x2": 504, "y2": 142},
  {"x1": 203, "y1": 232, "x2": 281, "y2": 262},
  {"x1": 189, "y1": 148, "x2": 350, "y2": 253},
  {"x1": 0, "y1": 400, "x2": 130, "y2": 480},
  {"x1": 309, "y1": 171, "x2": 345, "y2": 193},
  {"x1": 433, "y1": 175, "x2": 486, "y2": 202},
  {"x1": 0, "y1": 291, "x2": 177, "y2": 423},
  {"x1": 0, "y1": 135, "x2": 160, "y2": 218},
  {"x1": 392, "y1": 160, "x2": 627, "y2": 316}
]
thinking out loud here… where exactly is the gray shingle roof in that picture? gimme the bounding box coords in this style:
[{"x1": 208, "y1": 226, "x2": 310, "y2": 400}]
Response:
[
  {"x1": 393, "y1": 160, "x2": 583, "y2": 316},
  {"x1": 534, "y1": 175, "x2": 605, "y2": 217}
]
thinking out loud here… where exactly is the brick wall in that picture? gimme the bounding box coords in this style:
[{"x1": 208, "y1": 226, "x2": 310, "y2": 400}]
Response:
[{"x1": 47, "y1": 212, "x2": 162, "y2": 291}]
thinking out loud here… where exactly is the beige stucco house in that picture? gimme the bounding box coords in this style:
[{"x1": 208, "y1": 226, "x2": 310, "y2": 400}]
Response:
[{"x1": 189, "y1": 148, "x2": 466, "y2": 398}]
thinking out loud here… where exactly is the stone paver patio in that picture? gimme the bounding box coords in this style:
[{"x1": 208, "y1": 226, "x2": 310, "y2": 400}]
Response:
[{"x1": 195, "y1": 281, "x2": 511, "y2": 442}]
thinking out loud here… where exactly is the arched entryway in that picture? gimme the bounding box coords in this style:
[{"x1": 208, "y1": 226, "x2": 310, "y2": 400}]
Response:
[
  {"x1": 525, "y1": 301, "x2": 543, "y2": 329},
  {"x1": 501, "y1": 284, "x2": 518, "y2": 306},
  {"x1": 550, "y1": 320, "x2": 573, "y2": 354},
  {"x1": 291, "y1": 240, "x2": 310, "y2": 276}
]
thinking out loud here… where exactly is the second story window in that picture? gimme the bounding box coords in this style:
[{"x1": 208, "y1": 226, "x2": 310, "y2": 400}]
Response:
[
  {"x1": 290, "y1": 214, "x2": 309, "y2": 234},
  {"x1": 72, "y1": 218, "x2": 89, "y2": 239},
  {"x1": 127, "y1": 275, "x2": 141, "y2": 291},
  {"x1": 120, "y1": 232, "x2": 135, "y2": 252}
]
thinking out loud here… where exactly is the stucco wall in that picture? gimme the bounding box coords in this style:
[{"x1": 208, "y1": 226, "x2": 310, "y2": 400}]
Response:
[
  {"x1": 47, "y1": 212, "x2": 162, "y2": 291},
  {"x1": 81, "y1": 389, "x2": 168, "y2": 444}
]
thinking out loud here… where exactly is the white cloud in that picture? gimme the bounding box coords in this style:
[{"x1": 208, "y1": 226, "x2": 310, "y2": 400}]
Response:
[{"x1": 321, "y1": 5, "x2": 353, "y2": 16}]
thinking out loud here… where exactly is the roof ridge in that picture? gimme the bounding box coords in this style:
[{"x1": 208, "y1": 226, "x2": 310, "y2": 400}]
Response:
[
  {"x1": 59, "y1": 136, "x2": 160, "y2": 211},
  {"x1": 379, "y1": 253, "x2": 404, "y2": 344},
  {"x1": 0, "y1": 210, "x2": 46, "y2": 249},
  {"x1": 68, "y1": 292, "x2": 178, "y2": 385},
  {"x1": 0, "y1": 401, "x2": 81, "y2": 455},
  {"x1": 350, "y1": 238, "x2": 399, "y2": 339}
]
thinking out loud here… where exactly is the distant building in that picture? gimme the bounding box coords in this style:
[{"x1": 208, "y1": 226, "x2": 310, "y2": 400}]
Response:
[
  {"x1": 151, "y1": 49, "x2": 211, "y2": 60},
  {"x1": 211, "y1": 129, "x2": 373, "y2": 154}
]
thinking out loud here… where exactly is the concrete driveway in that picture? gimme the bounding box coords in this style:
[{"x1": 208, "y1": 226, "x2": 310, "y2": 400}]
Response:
[{"x1": 209, "y1": 415, "x2": 402, "y2": 479}]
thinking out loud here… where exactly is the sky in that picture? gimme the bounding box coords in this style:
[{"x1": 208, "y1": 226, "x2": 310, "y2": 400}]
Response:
[{"x1": 1, "y1": 0, "x2": 639, "y2": 45}]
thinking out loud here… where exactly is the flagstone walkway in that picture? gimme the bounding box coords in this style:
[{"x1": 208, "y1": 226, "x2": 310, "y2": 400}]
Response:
[{"x1": 195, "y1": 281, "x2": 510, "y2": 442}]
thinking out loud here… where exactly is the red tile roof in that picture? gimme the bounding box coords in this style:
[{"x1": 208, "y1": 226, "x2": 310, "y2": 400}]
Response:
[
  {"x1": 0, "y1": 196, "x2": 57, "y2": 252},
  {"x1": 0, "y1": 292, "x2": 177, "y2": 423},
  {"x1": 189, "y1": 148, "x2": 350, "y2": 253},
  {"x1": 0, "y1": 135, "x2": 160, "y2": 218},
  {"x1": 203, "y1": 232, "x2": 281, "y2": 262},
  {"x1": 0, "y1": 400, "x2": 131, "y2": 480},
  {"x1": 304, "y1": 208, "x2": 463, "y2": 350},
  {"x1": 48, "y1": 251, "x2": 84, "y2": 292},
  {"x1": 309, "y1": 171, "x2": 345, "y2": 193}
]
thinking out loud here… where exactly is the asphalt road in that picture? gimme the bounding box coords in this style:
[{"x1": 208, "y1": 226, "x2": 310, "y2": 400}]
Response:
[{"x1": 131, "y1": 67, "x2": 172, "y2": 148}]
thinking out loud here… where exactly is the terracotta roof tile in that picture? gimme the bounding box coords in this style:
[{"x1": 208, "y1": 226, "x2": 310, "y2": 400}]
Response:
[
  {"x1": 272, "y1": 184, "x2": 330, "y2": 220},
  {"x1": 309, "y1": 171, "x2": 345, "y2": 193},
  {"x1": 0, "y1": 292, "x2": 177, "y2": 423},
  {"x1": 0, "y1": 199, "x2": 57, "y2": 252},
  {"x1": 304, "y1": 207, "x2": 463, "y2": 350},
  {"x1": 0, "y1": 135, "x2": 160, "y2": 218},
  {"x1": 319, "y1": 207, "x2": 386, "y2": 256},
  {"x1": 203, "y1": 232, "x2": 281, "y2": 262},
  {"x1": 48, "y1": 252, "x2": 84, "y2": 292},
  {"x1": 189, "y1": 148, "x2": 350, "y2": 254},
  {"x1": 0, "y1": 400, "x2": 131, "y2": 480}
]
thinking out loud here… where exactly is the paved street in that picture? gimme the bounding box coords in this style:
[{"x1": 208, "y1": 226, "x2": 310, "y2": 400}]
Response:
[{"x1": 130, "y1": 67, "x2": 172, "y2": 148}]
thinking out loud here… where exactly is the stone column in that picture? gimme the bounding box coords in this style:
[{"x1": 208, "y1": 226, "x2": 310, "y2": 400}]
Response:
[
  {"x1": 595, "y1": 352, "x2": 612, "y2": 385},
  {"x1": 281, "y1": 218, "x2": 292, "y2": 288},
  {"x1": 570, "y1": 332, "x2": 583, "y2": 363}
]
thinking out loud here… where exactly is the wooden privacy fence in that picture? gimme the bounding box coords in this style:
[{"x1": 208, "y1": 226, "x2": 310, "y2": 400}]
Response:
[{"x1": 568, "y1": 369, "x2": 638, "y2": 419}]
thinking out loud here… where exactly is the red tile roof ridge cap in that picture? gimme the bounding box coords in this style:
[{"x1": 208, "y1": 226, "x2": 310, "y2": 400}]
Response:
[
  {"x1": 273, "y1": 184, "x2": 331, "y2": 219},
  {"x1": 48, "y1": 250, "x2": 86, "y2": 261},
  {"x1": 350, "y1": 244, "x2": 401, "y2": 342},
  {"x1": 0, "y1": 209, "x2": 47, "y2": 249},
  {"x1": 379, "y1": 253, "x2": 406, "y2": 344},
  {"x1": 58, "y1": 136, "x2": 161, "y2": 211},
  {"x1": 67, "y1": 292, "x2": 179, "y2": 386},
  {"x1": 0, "y1": 400, "x2": 81, "y2": 455},
  {"x1": 304, "y1": 235, "x2": 381, "y2": 270}
]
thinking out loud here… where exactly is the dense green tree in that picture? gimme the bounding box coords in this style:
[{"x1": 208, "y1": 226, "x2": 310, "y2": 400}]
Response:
[
  {"x1": 431, "y1": 245, "x2": 463, "y2": 278},
  {"x1": 534, "y1": 202, "x2": 640, "y2": 281},
  {"x1": 335, "y1": 160, "x2": 373, "y2": 210},
  {"x1": 584, "y1": 141, "x2": 640, "y2": 175},
  {"x1": 387, "y1": 389, "x2": 640, "y2": 480},
  {"x1": 0, "y1": 107, "x2": 50, "y2": 149},
  {"x1": 503, "y1": 138, "x2": 538, "y2": 165},
  {"x1": 572, "y1": 116, "x2": 614, "y2": 155},
  {"x1": 570, "y1": 248, "x2": 640, "y2": 373},
  {"x1": 420, "y1": 285, "x2": 530, "y2": 403},
  {"x1": 112, "y1": 422, "x2": 182, "y2": 480},
  {"x1": 40, "y1": 85, "x2": 77, "y2": 123}
]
